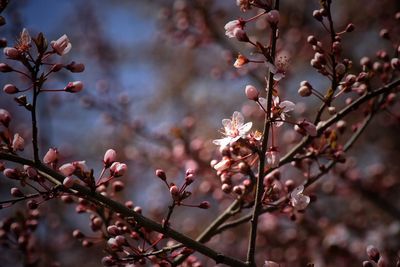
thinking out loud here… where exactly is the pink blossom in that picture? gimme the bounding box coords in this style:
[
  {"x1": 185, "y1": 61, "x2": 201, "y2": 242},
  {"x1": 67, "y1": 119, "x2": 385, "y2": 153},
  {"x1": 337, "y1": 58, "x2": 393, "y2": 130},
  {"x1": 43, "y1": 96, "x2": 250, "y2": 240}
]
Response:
[
  {"x1": 294, "y1": 120, "x2": 318, "y2": 136},
  {"x1": 110, "y1": 162, "x2": 127, "y2": 177},
  {"x1": 63, "y1": 176, "x2": 75, "y2": 188},
  {"x1": 0, "y1": 108, "x2": 11, "y2": 127},
  {"x1": 73, "y1": 161, "x2": 87, "y2": 172},
  {"x1": 59, "y1": 163, "x2": 76, "y2": 176},
  {"x1": 224, "y1": 20, "x2": 245, "y2": 38},
  {"x1": 43, "y1": 148, "x2": 58, "y2": 164},
  {"x1": 259, "y1": 96, "x2": 295, "y2": 127},
  {"x1": 290, "y1": 185, "x2": 310, "y2": 211},
  {"x1": 12, "y1": 133, "x2": 24, "y2": 151},
  {"x1": 51, "y1": 34, "x2": 72, "y2": 55},
  {"x1": 213, "y1": 111, "x2": 252, "y2": 147},
  {"x1": 64, "y1": 81, "x2": 83, "y2": 93},
  {"x1": 103, "y1": 149, "x2": 117, "y2": 167}
]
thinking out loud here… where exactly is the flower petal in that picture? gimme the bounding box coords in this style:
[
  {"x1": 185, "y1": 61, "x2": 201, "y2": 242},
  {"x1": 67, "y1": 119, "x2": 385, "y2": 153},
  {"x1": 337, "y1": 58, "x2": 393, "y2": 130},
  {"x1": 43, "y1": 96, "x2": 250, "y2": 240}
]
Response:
[
  {"x1": 232, "y1": 111, "x2": 244, "y2": 126},
  {"x1": 239, "y1": 122, "x2": 252, "y2": 135},
  {"x1": 291, "y1": 185, "x2": 305, "y2": 197},
  {"x1": 280, "y1": 100, "x2": 295, "y2": 112},
  {"x1": 222, "y1": 119, "x2": 232, "y2": 130},
  {"x1": 265, "y1": 62, "x2": 277, "y2": 74},
  {"x1": 273, "y1": 72, "x2": 285, "y2": 81}
]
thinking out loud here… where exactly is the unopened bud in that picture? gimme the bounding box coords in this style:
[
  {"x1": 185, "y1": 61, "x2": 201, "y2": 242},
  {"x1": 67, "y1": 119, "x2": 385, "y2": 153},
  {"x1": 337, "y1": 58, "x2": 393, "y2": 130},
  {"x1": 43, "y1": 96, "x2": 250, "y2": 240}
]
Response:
[
  {"x1": 0, "y1": 108, "x2": 11, "y2": 127},
  {"x1": 366, "y1": 245, "x2": 380, "y2": 262},
  {"x1": 64, "y1": 81, "x2": 83, "y2": 93},
  {"x1": 198, "y1": 201, "x2": 210, "y2": 209},
  {"x1": 298, "y1": 85, "x2": 311, "y2": 97},
  {"x1": 3, "y1": 84, "x2": 18, "y2": 94},
  {"x1": 11, "y1": 187, "x2": 24, "y2": 197},
  {"x1": 66, "y1": 62, "x2": 85, "y2": 73},
  {"x1": 245, "y1": 85, "x2": 259, "y2": 101},
  {"x1": 307, "y1": 35, "x2": 317, "y2": 45},
  {"x1": 3, "y1": 47, "x2": 19, "y2": 59},
  {"x1": 43, "y1": 148, "x2": 58, "y2": 164},
  {"x1": 233, "y1": 28, "x2": 249, "y2": 42},
  {"x1": 312, "y1": 10, "x2": 323, "y2": 21},
  {"x1": 266, "y1": 10, "x2": 280, "y2": 25},
  {"x1": 156, "y1": 169, "x2": 167, "y2": 181},
  {"x1": 103, "y1": 149, "x2": 117, "y2": 167},
  {"x1": 0, "y1": 63, "x2": 13, "y2": 72}
]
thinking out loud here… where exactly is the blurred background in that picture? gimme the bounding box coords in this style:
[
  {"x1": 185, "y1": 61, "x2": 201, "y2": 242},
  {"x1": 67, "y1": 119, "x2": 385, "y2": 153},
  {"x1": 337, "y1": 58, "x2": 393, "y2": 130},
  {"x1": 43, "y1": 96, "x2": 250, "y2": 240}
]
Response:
[{"x1": 0, "y1": 0, "x2": 399, "y2": 266}]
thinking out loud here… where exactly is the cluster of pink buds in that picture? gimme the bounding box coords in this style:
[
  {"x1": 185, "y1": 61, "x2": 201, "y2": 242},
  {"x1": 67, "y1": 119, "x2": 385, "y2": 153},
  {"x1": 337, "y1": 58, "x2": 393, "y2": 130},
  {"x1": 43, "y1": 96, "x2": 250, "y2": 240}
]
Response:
[{"x1": 1, "y1": 28, "x2": 85, "y2": 98}]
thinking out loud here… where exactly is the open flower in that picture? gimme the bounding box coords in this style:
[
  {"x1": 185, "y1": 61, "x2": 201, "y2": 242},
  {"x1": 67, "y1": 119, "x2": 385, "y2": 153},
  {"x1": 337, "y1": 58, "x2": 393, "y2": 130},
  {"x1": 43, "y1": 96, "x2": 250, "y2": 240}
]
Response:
[
  {"x1": 51, "y1": 34, "x2": 72, "y2": 55},
  {"x1": 213, "y1": 111, "x2": 252, "y2": 147},
  {"x1": 290, "y1": 185, "x2": 310, "y2": 211},
  {"x1": 258, "y1": 96, "x2": 295, "y2": 127},
  {"x1": 15, "y1": 28, "x2": 31, "y2": 54}
]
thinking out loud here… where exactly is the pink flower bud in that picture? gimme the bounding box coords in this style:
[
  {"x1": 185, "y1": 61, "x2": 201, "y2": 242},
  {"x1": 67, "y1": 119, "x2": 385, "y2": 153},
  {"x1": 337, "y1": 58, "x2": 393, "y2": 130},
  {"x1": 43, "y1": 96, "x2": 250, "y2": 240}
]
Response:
[
  {"x1": 103, "y1": 149, "x2": 117, "y2": 167},
  {"x1": 12, "y1": 133, "x2": 24, "y2": 151},
  {"x1": 198, "y1": 201, "x2": 210, "y2": 209},
  {"x1": 366, "y1": 245, "x2": 380, "y2": 262},
  {"x1": 245, "y1": 85, "x2": 259, "y2": 101},
  {"x1": 391, "y1": 58, "x2": 400, "y2": 70},
  {"x1": 43, "y1": 148, "x2": 58, "y2": 164},
  {"x1": 298, "y1": 85, "x2": 311, "y2": 97},
  {"x1": 63, "y1": 176, "x2": 75, "y2": 188},
  {"x1": 266, "y1": 10, "x2": 280, "y2": 25},
  {"x1": 64, "y1": 81, "x2": 83, "y2": 93},
  {"x1": 169, "y1": 185, "x2": 179, "y2": 196},
  {"x1": 0, "y1": 63, "x2": 13, "y2": 72},
  {"x1": 11, "y1": 187, "x2": 24, "y2": 197},
  {"x1": 110, "y1": 162, "x2": 127, "y2": 177},
  {"x1": 3, "y1": 84, "x2": 19, "y2": 94},
  {"x1": 156, "y1": 169, "x2": 167, "y2": 181},
  {"x1": 66, "y1": 62, "x2": 85, "y2": 73},
  {"x1": 224, "y1": 20, "x2": 245, "y2": 38},
  {"x1": 307, "y1": 35, "x2": 317, "y2": 45},
  {"x1": 335, "y1": 63, "x2": 346, "y2": 75},
  {"x1": 233, "y1": 28, "x2": 249, "y2": 42},
  {"x1": 0, "y1": 108, "x2": 11, "y2": 127},
  {"x1": 50, "y1": 63, "x2": 64, "y2": 72},
  {"x1": 51, "y1": 34, "x2": 72, "y2": 55},
  {"x1": 59, "y1": 163, "x2": 76, "y2": 176},
  {"x1": 4, "y1": 168, "x2": 18, "y2": 179},
  {"x1": 3, "y1": 47, "x2": 20, "y2": 59}
]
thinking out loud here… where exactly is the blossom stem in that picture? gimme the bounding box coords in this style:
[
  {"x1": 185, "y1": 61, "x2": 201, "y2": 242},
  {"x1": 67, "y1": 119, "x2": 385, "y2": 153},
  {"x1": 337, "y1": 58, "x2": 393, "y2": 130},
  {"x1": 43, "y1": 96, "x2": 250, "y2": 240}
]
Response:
[
  {"x1": 244, "y1": 11, "x2": 268, "y2": 23},
  {"x1": 246, "y1": 1, "x2": 280, "y2": 266}
]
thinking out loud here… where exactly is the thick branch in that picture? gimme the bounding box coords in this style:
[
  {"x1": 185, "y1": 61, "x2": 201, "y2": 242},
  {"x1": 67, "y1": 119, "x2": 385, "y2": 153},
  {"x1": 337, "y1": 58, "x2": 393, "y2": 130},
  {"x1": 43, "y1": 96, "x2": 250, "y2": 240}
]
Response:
[{"x1": 0, "y1": 152, "x2": 247, "y2": 267}]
